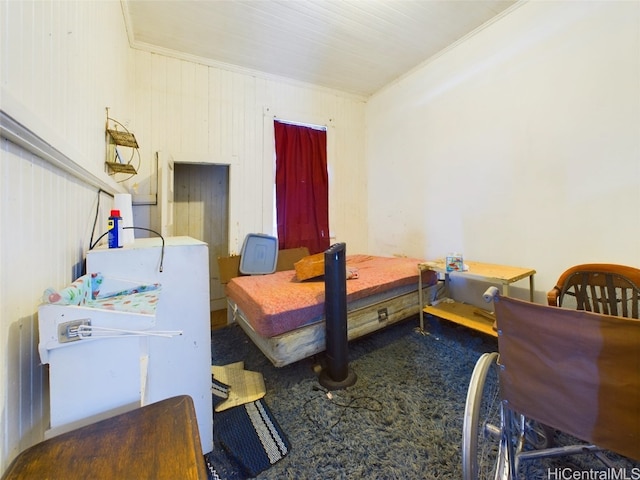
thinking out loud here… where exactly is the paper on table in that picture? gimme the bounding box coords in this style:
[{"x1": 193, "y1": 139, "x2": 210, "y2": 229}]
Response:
[{"x1": 211, "y1": 362, "x2": 266, "y2": 412}]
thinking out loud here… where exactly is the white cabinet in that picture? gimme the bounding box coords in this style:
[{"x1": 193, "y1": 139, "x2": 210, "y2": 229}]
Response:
[{"x1": 40, "y1": 237, "x2": 213, "y2": 454}]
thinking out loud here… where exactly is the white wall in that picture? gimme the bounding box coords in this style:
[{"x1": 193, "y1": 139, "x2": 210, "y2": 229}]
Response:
[
  {"x1": 366, "y1": 1, "x2": 640, "y2": 301},
  {"x1": 0, "y1": 0, "x2": 133, "y2": 471}
]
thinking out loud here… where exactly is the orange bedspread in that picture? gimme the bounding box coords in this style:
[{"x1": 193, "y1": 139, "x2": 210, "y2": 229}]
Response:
[{"x1": 225, "y1": 254, "x2": 436, "y2": 338}]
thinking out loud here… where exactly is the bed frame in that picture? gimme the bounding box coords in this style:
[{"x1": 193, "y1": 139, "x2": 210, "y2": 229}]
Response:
[{"x1": 227, "y1": 281, "x2": 441, "y2": 367}]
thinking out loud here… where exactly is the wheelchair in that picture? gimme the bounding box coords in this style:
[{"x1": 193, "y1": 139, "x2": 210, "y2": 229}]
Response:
[{"x1": 462, "y1": 287, "x2": 640, "y2": 479}]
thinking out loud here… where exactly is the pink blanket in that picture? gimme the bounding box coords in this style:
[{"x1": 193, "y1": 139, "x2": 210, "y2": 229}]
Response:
[{"x1": 225, "y1": 254, "x2": 436, "y2": 338}]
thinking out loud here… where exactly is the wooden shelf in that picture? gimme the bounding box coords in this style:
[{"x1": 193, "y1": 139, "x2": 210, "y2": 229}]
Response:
[
  {"x1": 423, "y1": 303, "x2": 496, "y2": 337},
  {"x1": 105, "y1": 161, "x2": 137, "y2": 174}
]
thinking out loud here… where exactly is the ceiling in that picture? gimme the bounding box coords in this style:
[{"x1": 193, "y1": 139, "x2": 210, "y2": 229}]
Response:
[{"x1": 123, "y1": 0, "x2": 519, "y2": 98}]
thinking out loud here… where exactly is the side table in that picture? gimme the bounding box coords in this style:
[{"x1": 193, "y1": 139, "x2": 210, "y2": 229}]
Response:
[{"x1": 418, "y1": 260, "x2": 536, "y2": 337}]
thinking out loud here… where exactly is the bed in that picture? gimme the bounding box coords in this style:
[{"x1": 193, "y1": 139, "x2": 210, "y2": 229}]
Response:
[{"x1": 225, "y1": 254, "x2": 441, "y2": 367}]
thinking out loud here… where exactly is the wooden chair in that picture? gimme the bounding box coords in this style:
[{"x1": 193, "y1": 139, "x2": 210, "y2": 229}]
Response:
[{"x1": 547, "y1": 263, "x2": 640, "y2": 319}]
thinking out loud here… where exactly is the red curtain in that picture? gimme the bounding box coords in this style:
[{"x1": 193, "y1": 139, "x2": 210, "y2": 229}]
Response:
[{"x1": 274, "y1": 120, "x2": 330, "y2": 255}]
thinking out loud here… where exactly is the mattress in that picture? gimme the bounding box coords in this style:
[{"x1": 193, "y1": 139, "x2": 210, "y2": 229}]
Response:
[{"x1": 225, "y1": 254, "x2": 437, "y2": 338}]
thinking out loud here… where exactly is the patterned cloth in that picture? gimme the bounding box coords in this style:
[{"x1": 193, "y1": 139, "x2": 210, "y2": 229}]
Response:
[
  {"x1": 43, "y1": 273, "x2": 161, "y2": 315},
  {"x1": 43, "y1": 272, "x2": 103, "y2": 305}
]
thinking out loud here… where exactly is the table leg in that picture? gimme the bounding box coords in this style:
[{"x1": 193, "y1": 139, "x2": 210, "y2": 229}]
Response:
[
  {"x1": 418, "y1": 265, "x2": 424, "y2": 331},
  {"x1": 529, "y1": 274, "x2": 535, "y2": 302}
]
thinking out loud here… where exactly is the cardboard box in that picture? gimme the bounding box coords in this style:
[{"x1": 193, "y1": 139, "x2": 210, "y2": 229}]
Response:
[
  {"x1": 294, "y1": 252, "x2": 325, "y2": 281},
  {"x1": 218, "y1": 255, "x2": 242, "y2": 285},
  {"x1": 217, "y1": 246, "x2": 310, "y2": 284},
  {"x1": 276, "y1": 247, "x2": 310, "y2": 272}
]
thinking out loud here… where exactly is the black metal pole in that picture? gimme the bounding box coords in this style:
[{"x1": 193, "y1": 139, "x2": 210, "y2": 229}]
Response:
[{"x1": 319, "y1": 243, "x2": 357, "y2": 389}]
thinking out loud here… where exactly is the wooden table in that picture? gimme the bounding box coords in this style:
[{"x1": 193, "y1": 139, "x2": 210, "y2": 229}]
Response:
[
  {"x1": 418, "y1": 260, "x2": 536, "y2": 337},
  {"x1": 2, "y1": 395, "x2": 208, "y2": 480}
]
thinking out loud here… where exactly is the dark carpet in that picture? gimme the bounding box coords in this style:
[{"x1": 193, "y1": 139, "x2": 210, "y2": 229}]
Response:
[{"x1": 206, "y1": 315, "x2": 639, "y2": 479}]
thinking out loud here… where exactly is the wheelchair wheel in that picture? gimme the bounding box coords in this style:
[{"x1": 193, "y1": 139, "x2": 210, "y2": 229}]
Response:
[{"x1": 462, "y1": 352, "x2": 508, "y2": 480}]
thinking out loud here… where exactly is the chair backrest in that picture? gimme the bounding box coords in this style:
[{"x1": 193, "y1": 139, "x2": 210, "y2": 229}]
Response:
[
  {"x1": 547, "y1": 263, "x2": 640, "y2": 319},
  {"x1": 494, "y1": 295, "x2": 640, "y2": 461}
]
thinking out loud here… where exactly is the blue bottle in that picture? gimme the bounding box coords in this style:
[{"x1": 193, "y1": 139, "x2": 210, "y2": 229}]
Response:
[{"x1": 108, "y1": 209, "x2": 123, "y2": 248}]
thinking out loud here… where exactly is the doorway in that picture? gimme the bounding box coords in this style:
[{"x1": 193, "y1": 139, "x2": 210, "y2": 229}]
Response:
[{"x1": 173, "y1": 163, "x2": 229, "y2": 312}]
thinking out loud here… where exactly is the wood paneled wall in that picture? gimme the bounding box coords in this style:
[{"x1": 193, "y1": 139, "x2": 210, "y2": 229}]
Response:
[
  {"x1": 173, "y1": 163, "x2": 229, "y2": 311},
  {"x1": 1, "y1": 0, "x2": 132, "y2": 472},
  {"x1": 1, "y1": 0, "x2": 368, "y2": 473},
  {"x1": 0, "y1": 140, "x2": 112, "y2": 467},
  {"x1": 129, "y1": 52, "x2": 369, "y2": 257}
]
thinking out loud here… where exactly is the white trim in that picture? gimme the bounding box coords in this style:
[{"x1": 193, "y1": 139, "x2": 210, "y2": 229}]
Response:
[
  {"x1": 128, "y1": 40, "x2": 368, "y2": 103},
  {"x1": 273, "y1": 118, "x2": 327, "y2": 131}
]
